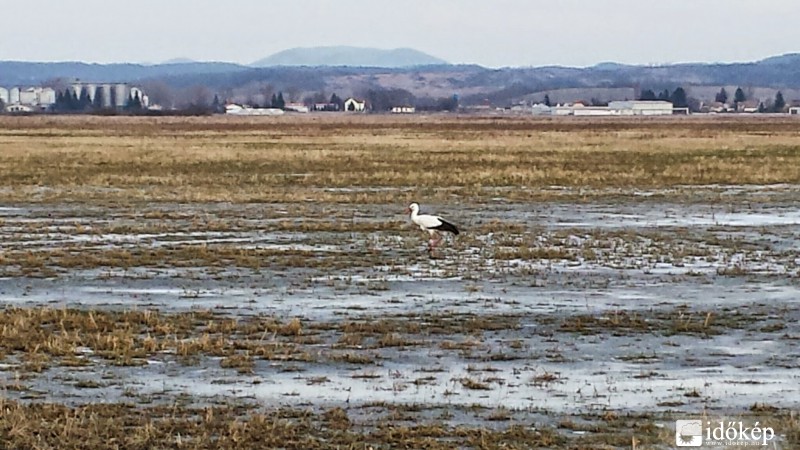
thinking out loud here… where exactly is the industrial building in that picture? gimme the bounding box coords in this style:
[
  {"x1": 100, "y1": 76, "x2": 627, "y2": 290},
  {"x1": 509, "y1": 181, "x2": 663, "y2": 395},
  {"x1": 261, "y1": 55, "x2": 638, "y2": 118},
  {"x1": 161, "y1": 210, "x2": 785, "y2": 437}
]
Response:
[
  {"x1": 68, "y1": 83, "x2": 149, "y2": 109},
  {"x1": 1, "y1": 83, "x2": 148, "y2": 112},
  {"x1": 534, "y1": 100, "x2": 675, "y2": 116},
  {"x1": 0, "y1": 86, "x2": 56, "y2": 111}
]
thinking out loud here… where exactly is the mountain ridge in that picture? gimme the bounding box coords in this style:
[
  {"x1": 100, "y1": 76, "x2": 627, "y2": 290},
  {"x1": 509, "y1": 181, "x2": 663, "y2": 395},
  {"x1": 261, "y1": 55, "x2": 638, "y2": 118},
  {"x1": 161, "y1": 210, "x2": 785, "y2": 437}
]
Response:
[{"x1": 2, "y1": 52, "x2": 800, "y2": 107}]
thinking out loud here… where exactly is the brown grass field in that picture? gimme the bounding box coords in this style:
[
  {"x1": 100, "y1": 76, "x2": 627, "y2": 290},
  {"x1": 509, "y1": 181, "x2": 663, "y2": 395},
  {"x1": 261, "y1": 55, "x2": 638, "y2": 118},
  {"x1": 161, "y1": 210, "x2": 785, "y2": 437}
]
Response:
[{"x1": 1, "y1": 114, "x2": 800, "y2": 204}]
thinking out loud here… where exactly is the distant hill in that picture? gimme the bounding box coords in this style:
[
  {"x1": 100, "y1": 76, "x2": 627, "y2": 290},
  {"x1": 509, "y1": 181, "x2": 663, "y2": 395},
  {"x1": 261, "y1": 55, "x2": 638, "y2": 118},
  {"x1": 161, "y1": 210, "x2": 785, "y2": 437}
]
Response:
[
  {"x1": 250, "y1": 46, "x2": 447, "y2": 68},
  {"x1": 161, "y1": 57, "x2": 197, "y2": 64},
  {"x1": 758, "y1": 53, "x2": 800, "y2": 66}
]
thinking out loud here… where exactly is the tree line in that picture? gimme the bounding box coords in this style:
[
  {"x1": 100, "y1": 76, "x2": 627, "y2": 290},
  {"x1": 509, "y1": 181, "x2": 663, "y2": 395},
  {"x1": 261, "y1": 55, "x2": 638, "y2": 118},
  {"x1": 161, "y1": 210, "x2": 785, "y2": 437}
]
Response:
[
  {"x1": 52, "y1": 89, "x2": 144, "y2": 113},
  {"x1": 639, "y1": 86, "x2": 788, "y2": 113}
]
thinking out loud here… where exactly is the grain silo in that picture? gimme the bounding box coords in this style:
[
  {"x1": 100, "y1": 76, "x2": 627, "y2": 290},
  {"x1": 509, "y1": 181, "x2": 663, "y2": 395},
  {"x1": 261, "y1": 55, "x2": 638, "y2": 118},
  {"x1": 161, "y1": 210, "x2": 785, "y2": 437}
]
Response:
[
  {"x1": 0, "y1": 87, "x2": 8, "y2": 104},
  {"x1": 85, "y1": 84, "x2": 97, "y2": 102},
  {"x1": 101, "y1": 84, "x2": 112, "y2": 108},
  {"x1": 10, "y1": 87, "x2": 20, "y2": 104},
  {"x1": 114, "y1": 84, "x2": 129, "y2": 107},
  {"x1": 39, "y1": 88, "x2": 56, "y2": 106}
]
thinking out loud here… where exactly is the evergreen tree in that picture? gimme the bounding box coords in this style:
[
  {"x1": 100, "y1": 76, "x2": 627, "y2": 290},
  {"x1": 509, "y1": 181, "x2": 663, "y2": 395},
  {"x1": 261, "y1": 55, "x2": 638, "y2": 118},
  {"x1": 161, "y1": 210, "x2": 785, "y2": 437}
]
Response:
[
  {"x1": 773, "y1": 91, "x2": 785, "y2": 113},
  {"x1": 330, "y1": 93, "x2": 343, "y2": 110},
  {"x1": 125, "y1": 93, "x2": 142, "y2": 111},
  {"x1": 658, "y1": 89, "x2": 671, "y2": 101},
  {"x1": 211, "y1": 94, "x2": 222, "y2": 113},
  {"x1": 715, "y1": 88, "x2": 728, "y2": 104},
  {"x1": 79, "y1": 89, "x2": 92, "y2": 110},
  {"x1": 93, "y1": 89, "x2": 104, "y2": 109},
  {"x1": 734, "y1": 87, "x2": 746, "y2": 104},
  {"x1": 55, "y1": 90, "x2": 64, "y2": 111},
  {"x1": 276, "y1": 92, "x2": 285, "y2": 109},
  {"x1": 670, "y1": 87, "x2": 688, "y2": 108},
  {"x1": 543, "y1": 94, "x2": 551, "y2": 106},
  {"x1": 758, "y1": 102, "x2": 767, "y2": 113},
  {"x1": 639, "y1": 89, "x2": 656, "y2": 101},
  {"x1": 68, "y1": 90, "x2": 79, "y2": 111},
  {"x1": 270, "y1": 93, "x2": 278, "y2": 108}
]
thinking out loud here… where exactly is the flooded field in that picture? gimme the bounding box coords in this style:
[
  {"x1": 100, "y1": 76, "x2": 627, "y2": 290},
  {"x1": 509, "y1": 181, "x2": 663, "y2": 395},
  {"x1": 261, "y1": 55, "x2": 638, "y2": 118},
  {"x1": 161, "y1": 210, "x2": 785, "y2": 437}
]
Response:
[{"x1": 1, "y1": 116, "x2": 799, "y2": 448}]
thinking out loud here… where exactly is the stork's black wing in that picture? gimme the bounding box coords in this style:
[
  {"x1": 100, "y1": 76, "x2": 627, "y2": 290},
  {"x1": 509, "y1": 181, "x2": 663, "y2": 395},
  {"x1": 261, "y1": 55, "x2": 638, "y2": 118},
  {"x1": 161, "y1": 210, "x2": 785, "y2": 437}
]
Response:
[{"x1": 431, "y1": 218, "x2": 459, "y2": 235}]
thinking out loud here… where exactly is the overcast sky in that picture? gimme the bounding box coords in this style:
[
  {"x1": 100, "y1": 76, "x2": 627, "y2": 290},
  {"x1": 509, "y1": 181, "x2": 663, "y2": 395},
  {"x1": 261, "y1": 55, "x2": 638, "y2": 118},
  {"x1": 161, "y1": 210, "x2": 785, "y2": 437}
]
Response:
[{"x1": 3, "y1": 0, "x2": 799, "y2": 67}]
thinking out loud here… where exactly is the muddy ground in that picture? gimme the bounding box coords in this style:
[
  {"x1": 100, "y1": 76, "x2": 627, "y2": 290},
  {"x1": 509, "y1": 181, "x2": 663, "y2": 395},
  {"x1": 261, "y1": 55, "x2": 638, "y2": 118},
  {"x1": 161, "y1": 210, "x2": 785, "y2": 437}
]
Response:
[{"x1": 1, "y1": 185, "x2": 799, "y2": 448}]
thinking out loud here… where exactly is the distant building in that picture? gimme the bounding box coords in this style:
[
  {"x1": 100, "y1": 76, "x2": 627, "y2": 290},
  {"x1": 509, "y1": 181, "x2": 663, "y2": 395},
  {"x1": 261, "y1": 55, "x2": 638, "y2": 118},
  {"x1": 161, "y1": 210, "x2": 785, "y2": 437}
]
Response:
[
  {"x1": 391, "y1": 106, "x2": 415, "y2": 114},
  {"x1": 607, "y1": 101, "x2": 674, "y2": 115},
  {"x1": 1, "y1": 86, "x2": 56, "y2": 112},
  {"x1": 531, "y1": 103, "x2": 552, "y2": 116},
  {"x1": 703, "y1": 102, "x2": 730, "y2": 113},
  {"x1": 313, "y1": 103, "x2": 339, "y2": 111},
  {"x1": 790, "y1": 107, "x2": 800, "y2": 115},
  {"x1": 546, "y1": 101, "x2": 674, "y2": 116},
  {"x1": 67, "y1": 83, "x2": 149, "y2": 108},
  {"x1": 0, "y1": 82, "x2": 150, "y2": 113},
  {"x1": 737, "y1": 100, "x2": 760, "y2": 113},
  {"x1": 343, "y1": 98, "x2": 366, "y2": 112},
  {"x1": 225, "y1": 104, "x2": 284, "y2": 116},
  {"x1": 283, "y1": 102, "x2": 309, "y2": 113},
  {"x1": 6, "y1": 104, "x2": 33, "y2": 113}
]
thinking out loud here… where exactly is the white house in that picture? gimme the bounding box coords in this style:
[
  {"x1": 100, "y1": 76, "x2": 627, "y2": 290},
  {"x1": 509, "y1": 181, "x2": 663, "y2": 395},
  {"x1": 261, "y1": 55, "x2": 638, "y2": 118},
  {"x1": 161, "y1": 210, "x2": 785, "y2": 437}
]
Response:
[
  {"x1": 343, "y1": 98, "x2": 366, "y2": 112},
  {"x1": 6, "y1": 104, "x2": 34, "y2": 113}
]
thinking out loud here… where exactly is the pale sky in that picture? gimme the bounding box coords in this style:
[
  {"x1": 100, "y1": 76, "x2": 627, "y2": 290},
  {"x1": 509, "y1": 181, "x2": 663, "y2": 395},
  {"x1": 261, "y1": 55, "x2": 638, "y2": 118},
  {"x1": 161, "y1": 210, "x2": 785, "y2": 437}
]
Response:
[{"x1": 3, "y1": 0, "x2": 799, "y2": 68}]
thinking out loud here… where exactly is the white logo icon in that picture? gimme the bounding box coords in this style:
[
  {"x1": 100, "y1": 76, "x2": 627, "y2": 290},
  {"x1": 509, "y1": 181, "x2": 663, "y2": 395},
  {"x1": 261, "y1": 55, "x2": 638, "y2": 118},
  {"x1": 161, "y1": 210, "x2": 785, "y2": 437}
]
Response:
[{"x1": 676, "y1": 420, "x2": 703, "y2": 447}]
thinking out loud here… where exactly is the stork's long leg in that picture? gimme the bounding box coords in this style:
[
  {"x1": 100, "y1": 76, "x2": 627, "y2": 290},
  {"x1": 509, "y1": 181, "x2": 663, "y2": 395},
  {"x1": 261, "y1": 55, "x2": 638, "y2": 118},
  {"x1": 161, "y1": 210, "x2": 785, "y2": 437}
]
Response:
[
  {"x1": 427, "y1": 230, "x2": 438, "y2": 252},
  {"x1": 431, "y1": 231, "x2": 443, "y2": 248}
]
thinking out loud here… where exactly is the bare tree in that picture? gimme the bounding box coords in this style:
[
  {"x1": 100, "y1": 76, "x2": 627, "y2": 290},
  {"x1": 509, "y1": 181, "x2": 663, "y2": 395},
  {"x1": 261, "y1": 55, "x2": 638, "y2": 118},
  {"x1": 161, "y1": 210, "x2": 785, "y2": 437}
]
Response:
[
  {"x1": 285, "y1": 86, "x2": 300, "y2": 103},
  {"x1": 140, "y1": 80, "x2": 175, "y2": 109},
  {"x1": 183, "y1": 85, "x2": 213, "y2": 108}
]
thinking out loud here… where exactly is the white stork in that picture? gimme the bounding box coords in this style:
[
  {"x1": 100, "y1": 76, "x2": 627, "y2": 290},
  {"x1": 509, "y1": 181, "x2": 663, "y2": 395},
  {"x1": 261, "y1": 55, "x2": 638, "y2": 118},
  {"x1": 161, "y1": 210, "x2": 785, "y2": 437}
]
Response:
[{"x1": 405, "y1": 202, "x2": 460, "y2": 252}]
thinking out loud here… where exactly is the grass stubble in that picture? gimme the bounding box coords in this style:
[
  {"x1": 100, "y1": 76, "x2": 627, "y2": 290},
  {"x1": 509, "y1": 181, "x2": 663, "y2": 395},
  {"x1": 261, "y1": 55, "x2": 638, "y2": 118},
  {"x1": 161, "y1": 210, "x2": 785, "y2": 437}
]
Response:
[
  {"x1": 2, "y1": 115, "x2": 800, "y2": 205},
  {"x1": 0, "y1": 306, "x2": 796, "y2": 448}
]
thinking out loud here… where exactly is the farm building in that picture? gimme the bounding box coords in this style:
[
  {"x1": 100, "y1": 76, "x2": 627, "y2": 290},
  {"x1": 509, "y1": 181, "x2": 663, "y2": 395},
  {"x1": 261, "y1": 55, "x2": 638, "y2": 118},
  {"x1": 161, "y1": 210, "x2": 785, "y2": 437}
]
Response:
[
  {"x1": 391, "y1": 106, "x2": 415, "y2": 114},
  {"x1": 313, "y1": 103, "x2": 339, "y2": 111},
  {"x1": 6, "y1": 104, "x2": 34, "y2": 113},
  {"x1": 1, "y1": 83, "x2": 148, "y2": 112},
  {"x1": 284, "y1": 103, "x2": 309, "y2": 113},
  {"x1": 224, "y1": 104, "x2": 284, "y2": 116},
  {"x1": 607, "y1": 101, "x2": 674, "y2": 115},
  {"x1": 1, "y1": 86, "x2": 56, "y2": 112},
  {"x1": 69, "y1": 83, "x2": 149, "y2": 108},
  {"x1": 539, "y1": 101, "x2": 674, "y2": 116},
  {"x1": 344, "y1": 98, "x2": 366, "y2": 112}
]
